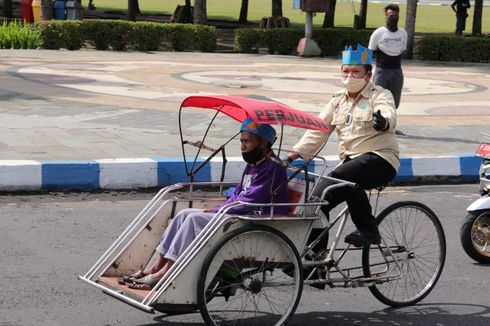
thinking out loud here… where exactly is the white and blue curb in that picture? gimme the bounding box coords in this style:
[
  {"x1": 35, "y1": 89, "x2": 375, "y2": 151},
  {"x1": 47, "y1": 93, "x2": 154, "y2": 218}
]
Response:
[{"x1": 0, "y1": 155, "x2": 481, "y2": 192}]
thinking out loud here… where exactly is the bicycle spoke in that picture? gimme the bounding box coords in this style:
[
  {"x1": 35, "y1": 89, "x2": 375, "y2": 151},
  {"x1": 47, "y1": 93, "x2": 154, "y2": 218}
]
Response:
[{"x1": 363, "y1": 201, "x2": 445, "y2": 307}]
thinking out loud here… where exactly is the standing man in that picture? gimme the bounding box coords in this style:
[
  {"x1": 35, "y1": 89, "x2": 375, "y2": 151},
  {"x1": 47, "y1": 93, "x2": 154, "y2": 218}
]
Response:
[
  {"x1": 368, "y1": 4, "x2": 407, "y2": 135},
  {"x1": 451, "y1": 0, "x2": 471, "y2": 36},
  {"x1": 285, "y1": 44, "x2": 399, "y2": 248}
]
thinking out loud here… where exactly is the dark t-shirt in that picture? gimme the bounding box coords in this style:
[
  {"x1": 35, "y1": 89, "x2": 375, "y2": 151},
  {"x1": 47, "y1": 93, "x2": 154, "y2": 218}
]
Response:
[
  {"x1": 375, "y1": 50, "x2": 402, "y2": 69},
  {"x1": 452, "y1": 0, "x2": 470, "y2": 15}
]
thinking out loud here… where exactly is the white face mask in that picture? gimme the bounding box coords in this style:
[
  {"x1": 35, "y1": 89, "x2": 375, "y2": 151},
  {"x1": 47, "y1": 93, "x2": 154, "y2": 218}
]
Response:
[{"x1": 342, "y1": 77, "x2": 367, "y2": 93}]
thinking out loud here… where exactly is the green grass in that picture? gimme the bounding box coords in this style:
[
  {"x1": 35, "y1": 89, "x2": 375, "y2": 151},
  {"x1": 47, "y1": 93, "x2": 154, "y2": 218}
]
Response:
[
  {"x1": 0, "y1": 20, "x2": 41, "y2": 49},
  {"x1": 91, "y1": 0, "x2": 489, "y2": 34}
]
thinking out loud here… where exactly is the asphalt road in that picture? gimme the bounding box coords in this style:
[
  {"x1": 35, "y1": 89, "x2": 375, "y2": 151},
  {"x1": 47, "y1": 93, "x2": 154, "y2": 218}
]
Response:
[{"x1": 1, "y1": 184, "x2": 490, "y2": 326}]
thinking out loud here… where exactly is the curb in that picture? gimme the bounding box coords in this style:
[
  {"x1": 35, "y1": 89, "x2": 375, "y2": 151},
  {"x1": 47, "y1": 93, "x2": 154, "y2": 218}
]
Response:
[{"x1": 0, "y1": 155, "x2": 481, "y2": 192}]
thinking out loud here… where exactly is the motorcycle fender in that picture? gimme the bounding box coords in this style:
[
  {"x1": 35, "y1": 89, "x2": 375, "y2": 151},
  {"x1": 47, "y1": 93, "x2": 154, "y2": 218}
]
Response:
[{"x1": 467, "y1": 196, "x2": 490, "y2": 211}]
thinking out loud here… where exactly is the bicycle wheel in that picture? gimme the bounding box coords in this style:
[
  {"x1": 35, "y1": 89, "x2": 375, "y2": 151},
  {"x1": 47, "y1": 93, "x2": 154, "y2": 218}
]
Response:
[
  {"x1": 362, "y1": 201, "x2": 446, "y2": 307},
  {"x1": 197, "y1": 225, "x2": 303, "y2": 326}
]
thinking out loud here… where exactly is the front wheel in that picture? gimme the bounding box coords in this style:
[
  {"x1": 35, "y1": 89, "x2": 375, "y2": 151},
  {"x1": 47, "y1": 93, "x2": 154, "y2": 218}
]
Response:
[
  {"x1": 460, "y1": 210, "x2": 490, "y2": 263},
  {"x1": 197, "y1": 225, "x2": 303, "y2": 326},
  {"x1": 362, "y1": 201, "x2": 446, "y2": 307}
]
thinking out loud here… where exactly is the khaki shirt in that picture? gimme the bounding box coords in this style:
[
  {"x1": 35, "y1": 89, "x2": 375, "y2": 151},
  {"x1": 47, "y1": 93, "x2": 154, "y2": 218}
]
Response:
[{"x1": 293, "y1": 81, "x2": 400, "y2": 171}]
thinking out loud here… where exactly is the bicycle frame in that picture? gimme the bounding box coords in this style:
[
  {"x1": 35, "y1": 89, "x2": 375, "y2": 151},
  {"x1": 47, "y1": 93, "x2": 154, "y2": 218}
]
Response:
[{"x1": 299, "y1": 178, "x2": 407, "y2": 289}]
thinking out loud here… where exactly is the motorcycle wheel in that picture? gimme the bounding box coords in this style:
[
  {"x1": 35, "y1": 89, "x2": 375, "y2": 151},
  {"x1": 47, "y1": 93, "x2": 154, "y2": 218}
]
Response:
[{"x1": 460, "y1": 211, "x2": 490, "y2": 264}]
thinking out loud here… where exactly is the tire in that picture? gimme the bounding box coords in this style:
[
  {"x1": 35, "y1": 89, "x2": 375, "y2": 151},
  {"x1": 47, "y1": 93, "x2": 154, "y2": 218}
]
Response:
[
  {"x1": 197, "y1": 225, "x2": 303, "y2": 326},
  {"x1": 362, "y1": 201, "x2": 446, "y2": 307},
  {"x1": 460, "y1": 211, "x2": 490, "y2": 264}
]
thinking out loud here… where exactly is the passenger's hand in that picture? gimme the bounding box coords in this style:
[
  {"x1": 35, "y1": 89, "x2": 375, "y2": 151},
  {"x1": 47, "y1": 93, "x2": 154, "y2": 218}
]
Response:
[
  {"x1": 372, "y1": 110, "x2": 389, "y2": 131},
  {"x1": 281, "y1": 156, "x2": 293, "y2": 167}
]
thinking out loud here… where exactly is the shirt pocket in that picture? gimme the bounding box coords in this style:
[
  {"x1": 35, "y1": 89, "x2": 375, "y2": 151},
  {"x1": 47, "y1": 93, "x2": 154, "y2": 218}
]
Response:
[{"x1": 353, "y1": 110, "x2": 372, "y2": 129}]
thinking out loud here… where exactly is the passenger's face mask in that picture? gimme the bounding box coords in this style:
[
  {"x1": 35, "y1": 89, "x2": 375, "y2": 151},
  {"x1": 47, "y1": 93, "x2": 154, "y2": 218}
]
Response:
[
  {"x1": 386, "y1": 15, "x2": 399, "y2": 32},
  {"x1": 341, "y1": 77, "x2": 367, "y2": 94},
  {"x1": 242, "y1": 146, "x2": 265, "y2": 164}
]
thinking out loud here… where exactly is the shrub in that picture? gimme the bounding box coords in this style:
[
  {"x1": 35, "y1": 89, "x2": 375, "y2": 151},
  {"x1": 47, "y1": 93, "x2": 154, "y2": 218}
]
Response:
[
  {"x1": 418, "y1": 35, "x2": 490, "y2": 63},
  {"x1": 107, "y1": 20, "x2": 132, "y2": 51},
  {"x1": 60, "y1": 21, "x2": 83, "y2": 50},
  {"x1": 37, "y1": 21, "x2": 63, "y2": 49},
  {"x1": 314, "y1": 28, "x2": 372, "y2": 56},
  {"x1": 131, "y1": 22, "x2": 165, "y2": 51},
  {"x1": 233, "y1": 28, "x2": 264, "y2": 53},
  {"x1": 163, "y1": 23, "x2": 195, "y2": 51},
  {"x1": 193, "y1": 25, "x2": 216, "y2": 52},
  {"x1": 37, "y1": 20, "x2": 82, "y2": 50},
  {"x1": 264, "y1": 28, "x2": 303, "y2": 55},
  {"x1": 158, "y1": 24, "x2": 216, "y2": 52},
  {"x1": 233, "y1": 27, "x2": 372, "y2": 56},
  {"x1": 83, "y1": 20, "x2": 131, "y2": 51},
  {"x1": 82, "y1": 20, "x2": 112, "y2": 50},
  {"x1": 37, "y1": 20, "x2": 216, "y2": 53}
]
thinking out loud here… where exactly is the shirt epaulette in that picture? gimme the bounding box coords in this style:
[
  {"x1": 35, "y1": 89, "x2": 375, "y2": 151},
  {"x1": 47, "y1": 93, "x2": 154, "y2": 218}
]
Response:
[{"x1": 372, "y1": 84, "x2": 386, "y2": 92}]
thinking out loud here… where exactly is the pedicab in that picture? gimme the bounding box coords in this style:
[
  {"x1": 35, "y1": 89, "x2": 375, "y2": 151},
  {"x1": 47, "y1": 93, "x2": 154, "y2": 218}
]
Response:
[{"x1": 79, "y1": 95, "x2": 446, "y2": 325}]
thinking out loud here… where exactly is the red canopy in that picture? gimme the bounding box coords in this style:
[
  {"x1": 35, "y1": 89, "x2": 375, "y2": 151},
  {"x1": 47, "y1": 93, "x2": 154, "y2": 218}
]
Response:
[{"x1": 180, "y1": 95, "x2": 330, "y2": 132}]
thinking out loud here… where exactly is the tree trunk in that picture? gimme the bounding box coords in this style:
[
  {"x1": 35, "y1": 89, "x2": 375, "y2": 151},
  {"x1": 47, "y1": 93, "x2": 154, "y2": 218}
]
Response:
[
  {"x1": 2, "y1": 0, "x2": 13, "y2": 18},
  {"x1": 272, "y1": 0, "x2": 282, "y2": 18},
  {"x1": 239, "y1": 0, "x2": 249, "y2": 23},
  {"x1": 404, "y1": 0, "x2": 417, "y2": 59},
  {"x1": 358, "y1": 0, "x2": 368, "y2": 29},
  {"x1": 194, "y1": 0, "x2": 207, "y2": 24},
  {"x1": 128, "y1": 0, "x2": 139, "y2": 21},
  {"x1": 40, "y1": 0, "x2": 53, "y2": 20},
  {"x1": 472, "y1": 0, "x2": 483, "y2": 36},
  {"x1": 322, "y1": 0, "x2": 337, "y2": 28}
]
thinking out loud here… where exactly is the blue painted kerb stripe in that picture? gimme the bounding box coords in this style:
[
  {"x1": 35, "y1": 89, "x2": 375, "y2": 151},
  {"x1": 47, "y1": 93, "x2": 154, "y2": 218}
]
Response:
[
  {"x1": 395, "y1": 157, "x2": 413, "y2": 182},
  {"x1": 41, "y1": 160, "x2": 99, "y2": 190},
  {"x1": 155, "y1": 157, "x2": 211, "y2": 186},
  {"x1": 460, "y1": 156, "x2": 480, "y2": 182}
]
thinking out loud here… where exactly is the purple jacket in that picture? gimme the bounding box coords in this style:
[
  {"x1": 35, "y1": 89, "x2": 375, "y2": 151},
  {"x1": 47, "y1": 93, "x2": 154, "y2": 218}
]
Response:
[{"x1": 212, "y1": 157, "x2": 289, "y2": 215}]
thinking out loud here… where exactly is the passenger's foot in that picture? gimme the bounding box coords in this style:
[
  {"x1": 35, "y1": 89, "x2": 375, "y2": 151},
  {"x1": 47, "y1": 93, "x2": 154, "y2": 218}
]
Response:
[
  {"x1": 344, "y1": 229, "x2": 381, "y2": 247},
  {"x1": 127, "y1": 275, "x2": 160, "y2": 290},
  {"x1": 118, "y1": 270, "x2": 146, "y2": 285},
  {"x1": 395, "y1": 129, "x2": 406, "y2": 136}
]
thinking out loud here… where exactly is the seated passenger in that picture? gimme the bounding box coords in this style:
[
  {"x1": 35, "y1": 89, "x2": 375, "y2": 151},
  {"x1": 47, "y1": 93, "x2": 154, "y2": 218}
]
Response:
[{"x1": 123, "y1": 118, "x2": 289, "y2": 290}]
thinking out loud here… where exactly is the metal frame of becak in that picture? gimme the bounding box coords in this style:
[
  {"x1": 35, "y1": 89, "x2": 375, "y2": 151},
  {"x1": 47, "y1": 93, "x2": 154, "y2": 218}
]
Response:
[{"x1": 79, "y1": 95, "x2": 446, "y2": 325}]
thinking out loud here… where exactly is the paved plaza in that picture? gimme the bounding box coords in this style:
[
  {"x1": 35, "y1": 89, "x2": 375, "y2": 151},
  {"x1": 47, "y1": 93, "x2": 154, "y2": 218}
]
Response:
[{"x1": 0, "y1": 50, "x2": 489, "y2": 189}]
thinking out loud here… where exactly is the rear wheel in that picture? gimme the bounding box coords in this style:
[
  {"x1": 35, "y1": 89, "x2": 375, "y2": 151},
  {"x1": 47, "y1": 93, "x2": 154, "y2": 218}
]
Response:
[
  {"x1": 460, "y1": 211, "x2": 490, "y2": 263},
  {"x1": 362, "y1": 201, "x2": 446, "y2": 307},
  {"x1": 198, "y1": 225, "x2": 303, "y2": 325}
]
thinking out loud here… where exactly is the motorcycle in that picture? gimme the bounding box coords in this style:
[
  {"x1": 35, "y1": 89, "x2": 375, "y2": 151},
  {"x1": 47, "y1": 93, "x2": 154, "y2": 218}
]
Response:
[{"x1": 460, "y1": 143, "x2": 490, "y2": 263}]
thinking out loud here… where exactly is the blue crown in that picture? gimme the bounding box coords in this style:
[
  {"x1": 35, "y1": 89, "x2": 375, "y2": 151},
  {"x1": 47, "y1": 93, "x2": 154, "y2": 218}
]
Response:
[{"x1": 342, "y1": 44, "x2": 372, "y2": 65}]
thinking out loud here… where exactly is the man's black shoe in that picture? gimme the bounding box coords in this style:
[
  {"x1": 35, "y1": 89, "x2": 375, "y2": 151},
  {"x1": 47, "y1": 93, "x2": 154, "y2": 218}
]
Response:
[
  {"x1": 344, "y1": 229, "x2": 381, "y2": 247},
  {"x1": 395, "y1": 129, "x2": 406, "y2": 136}
]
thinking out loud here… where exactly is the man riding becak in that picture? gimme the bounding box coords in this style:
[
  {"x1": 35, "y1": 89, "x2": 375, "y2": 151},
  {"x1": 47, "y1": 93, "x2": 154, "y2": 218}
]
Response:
[{"x1": 286, "y1": 44, "x2": 400, "y2": 248}]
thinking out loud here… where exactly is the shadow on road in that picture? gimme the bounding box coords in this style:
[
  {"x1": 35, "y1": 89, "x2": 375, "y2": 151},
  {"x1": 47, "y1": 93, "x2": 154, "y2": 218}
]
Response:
[{"x1": 142, "y1": 302, "x2": 490, "y2": 325}]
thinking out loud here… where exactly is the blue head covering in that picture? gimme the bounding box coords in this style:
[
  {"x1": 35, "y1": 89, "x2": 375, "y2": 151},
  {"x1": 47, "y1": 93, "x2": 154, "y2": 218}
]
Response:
[
  {"x1": 342, "y1": 44, "x2": 372, "y2": 65},
  {"x1": 240, "y1": 117, "x2": 276, "y2": 146}
]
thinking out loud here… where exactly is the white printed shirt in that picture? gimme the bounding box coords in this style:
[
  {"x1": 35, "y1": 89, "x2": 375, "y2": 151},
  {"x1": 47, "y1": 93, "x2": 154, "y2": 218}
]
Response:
[{"x1": 368, "y1": 27, "x2": 407, "y2": 57}]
